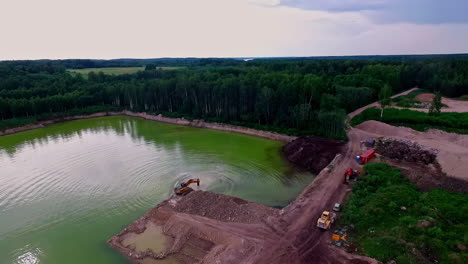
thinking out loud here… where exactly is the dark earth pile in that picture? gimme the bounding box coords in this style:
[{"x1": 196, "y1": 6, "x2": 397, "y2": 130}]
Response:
[
  {"x1": 376, "y1": 138, "x2": 437, "y2": 165},
  {"x1": 283, "y1": 136, "x2": 346, "y2": 174}
]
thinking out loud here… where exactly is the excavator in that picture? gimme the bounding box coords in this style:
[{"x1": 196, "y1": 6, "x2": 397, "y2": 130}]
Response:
[{"x1": 174, "y1": 178, "x2": 200, "y2": 195}]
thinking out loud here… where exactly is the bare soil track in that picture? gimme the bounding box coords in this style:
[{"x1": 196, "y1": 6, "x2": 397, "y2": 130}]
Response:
[
  {"x1": 393, "y1": 91, "x2": 468, "y2": 113},
  {"x1": 110, "y1": 88, "x2": 465, "y2": 264}
]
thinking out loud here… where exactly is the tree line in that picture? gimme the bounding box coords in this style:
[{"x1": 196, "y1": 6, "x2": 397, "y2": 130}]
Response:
[{"x1": 0, "y1": 56, "x2": 467, "y2": 139}]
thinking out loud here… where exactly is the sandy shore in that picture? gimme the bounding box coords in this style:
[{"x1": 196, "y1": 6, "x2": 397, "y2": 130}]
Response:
[{"x1": 0, "y1": 111, "x2": 297, "y2": 142}]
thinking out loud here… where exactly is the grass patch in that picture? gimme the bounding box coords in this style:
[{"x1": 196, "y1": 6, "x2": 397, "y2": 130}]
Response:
[
  {"x1": 68, "y1": 67, "x2": 145, "y2": 76},
  {"x1": 67, "y1": 66, "x2": 184, "y2": 77},
  {"x1": 351, "y1": 107, "x2": 468, "y2": 134},
  {"x1": 340, "y1": 163, "x2": 468, "y2": 264}
]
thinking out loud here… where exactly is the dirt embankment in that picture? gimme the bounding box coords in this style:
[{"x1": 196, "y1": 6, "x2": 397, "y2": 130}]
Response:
[
  {"x1": 108, "y1": 191, "x2": 283, "y2": 264},
  {"x1": 0, "y1": 111, "x2": 296, "y2": 142},
  {"x1": 283, "y1": 136, "x2": 346, "y2": 174}
]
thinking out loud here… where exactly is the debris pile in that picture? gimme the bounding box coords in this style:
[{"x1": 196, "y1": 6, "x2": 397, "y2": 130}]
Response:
[{"x1": 375, "y1": 138, "x2": 438, "y2": 165}]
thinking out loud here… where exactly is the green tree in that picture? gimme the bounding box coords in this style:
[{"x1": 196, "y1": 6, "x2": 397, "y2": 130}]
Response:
[
  {"x1": 378, "y1": 84, "x2": 392, "y2": 119},
  {"x1": 145, "y1": 64, "x2": 156, "y2": 71},
  {"x1": 429, "y1": 91, "x2": 442, "y2": 116}
]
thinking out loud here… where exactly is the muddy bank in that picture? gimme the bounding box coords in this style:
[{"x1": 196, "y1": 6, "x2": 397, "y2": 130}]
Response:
[
  {"x1": 108, "y1": 188, "x2": 378, "y2": 264},
  {"x1": 108, "y1": 191, "x2": 282, "y2": 264},
  {"x1": 283, "y1": 136, "x2": 346, "y2": 174},
  {"x1": 0, "y1": 111, "x2": 296, "y2": 142},
  {"x1": 0, "y1": 112, "x2": 118, "y2": 136},
  {"x1": 122, "y1": 111, "x2": 296, "y2": 142}
]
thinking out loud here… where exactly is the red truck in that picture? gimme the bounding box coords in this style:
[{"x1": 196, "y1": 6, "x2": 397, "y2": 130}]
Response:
[{"x1": 358, "y1": 149, "x2": 375, "y2": 164}]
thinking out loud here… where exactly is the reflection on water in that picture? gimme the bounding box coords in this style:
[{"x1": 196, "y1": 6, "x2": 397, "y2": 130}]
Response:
[
  {"x1": 0, "y1": 116, "x2": 314, "y2": 264},
  {"x1": 16, "y1": 247, "x2": 41, "y2": 264}
]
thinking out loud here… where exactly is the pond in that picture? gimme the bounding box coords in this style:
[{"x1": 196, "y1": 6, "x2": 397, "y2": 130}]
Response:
[{"x1": 0, "y1": 116, "x2": 313, "y2": 264}]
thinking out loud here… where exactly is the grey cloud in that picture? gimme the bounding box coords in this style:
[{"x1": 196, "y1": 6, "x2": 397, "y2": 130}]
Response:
[{"x1": 279, "y1": 0, "x2": 468, "y2": 24}]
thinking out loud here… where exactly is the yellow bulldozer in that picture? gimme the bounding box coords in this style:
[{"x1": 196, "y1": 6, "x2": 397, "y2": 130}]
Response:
[
  {"x1": 174, "y1": 178, "x2": 200, "y2": 195},
  {"x1": 317, "y1": 211, "x2": 336, "y2": 230}
]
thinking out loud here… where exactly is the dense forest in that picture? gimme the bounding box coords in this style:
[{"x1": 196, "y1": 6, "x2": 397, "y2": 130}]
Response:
[{"x1": 0, "y1": 55, "x2": 467, "y2": 139}]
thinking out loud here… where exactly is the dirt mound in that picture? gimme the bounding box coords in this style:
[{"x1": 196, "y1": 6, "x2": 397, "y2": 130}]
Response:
[
  {"x1": 356, "y1": 120, "x2": 418, "y2": 138},
  {"x1": 168, "y1": 191, "x2": 279, "y2": 224},
  {"x1": 376, "y1": 138, "x2": 438, "y2": 165},
  {"x1": 283, "y1": 136, "x2": 346, "y2": 174},
  {"x1": 416, "y1": 93, "x2": 435, "y2": 102}
]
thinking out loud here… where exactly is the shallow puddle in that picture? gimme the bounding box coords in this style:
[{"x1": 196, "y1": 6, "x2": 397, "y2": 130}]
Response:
[
  {"x1": 122, "y1": 222, "x2": 174, "y2": 253},
  {"x1": 140, "y1": 256, "x2": 180, "y2": 264}
]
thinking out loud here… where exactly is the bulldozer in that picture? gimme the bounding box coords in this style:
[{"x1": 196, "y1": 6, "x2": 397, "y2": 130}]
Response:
[
  {"x1": 317, "y1": 211, "x2": 336, "y2": 230},
  {"x1": 174, "y1": 178, "x2": 200, "y2": 195}
]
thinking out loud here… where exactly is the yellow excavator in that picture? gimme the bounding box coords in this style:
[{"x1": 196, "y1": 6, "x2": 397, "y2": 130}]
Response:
[{"x1": 174, "y1": 178, "x2": 200, "y2": 195}]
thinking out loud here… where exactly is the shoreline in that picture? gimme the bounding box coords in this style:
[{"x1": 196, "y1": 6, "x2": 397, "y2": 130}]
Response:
[{"x1": 0, "y1": 110, "x2": 297, "y2": 142}]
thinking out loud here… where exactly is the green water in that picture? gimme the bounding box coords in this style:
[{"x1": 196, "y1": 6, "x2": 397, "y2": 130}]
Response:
[{"x1": 0, "y1": 116, "x2": 313, "y2": 264}]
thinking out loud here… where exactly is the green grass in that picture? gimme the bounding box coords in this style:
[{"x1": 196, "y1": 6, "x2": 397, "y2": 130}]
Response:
[
  {"x1": 340, "y1": 163, "x2": 468, "y2": 264},
  {"x1": 351, "y1": 107, "x2": 468, "y2": 134},
  {"x1": 68, "y1": 67, "x2": 145, "y2": 75},
  {"x1": 67, "y1": 66, "x2": 184, "y2": 77}
]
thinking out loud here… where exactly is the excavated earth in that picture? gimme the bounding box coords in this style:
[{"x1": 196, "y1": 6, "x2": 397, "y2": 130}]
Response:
[{"x1": 283, "y1": 136, "x2": 346, "y2": 174}]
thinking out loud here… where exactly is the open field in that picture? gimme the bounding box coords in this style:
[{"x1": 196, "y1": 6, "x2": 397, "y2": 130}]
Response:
[
  {"x1": 68, "y1": 66, "x2": 184, "y2": 76},
  {"x1": 68, "y1": 67, "x2": 145, "y2": 75}
]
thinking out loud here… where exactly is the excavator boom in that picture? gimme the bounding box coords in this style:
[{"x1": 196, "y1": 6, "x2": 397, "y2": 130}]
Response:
[{"x1": 174, "y1": 178, "x2": 200, "y2": 195}]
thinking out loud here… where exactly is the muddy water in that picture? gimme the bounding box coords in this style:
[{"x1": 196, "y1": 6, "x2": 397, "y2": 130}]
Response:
[{"x1": 0, "y1": 116, "x2": 313, "y2": 264}]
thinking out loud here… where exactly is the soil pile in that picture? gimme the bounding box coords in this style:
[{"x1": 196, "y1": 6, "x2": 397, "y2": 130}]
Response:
[
  {"x1": 376, "y1": 138, "x2": 438, "y2": 165},
  {"x1": 168, "y1": 191, "x2": 279, "y2": 224},
  {"x1": 283, "y1": 136, "x2": 346, "y2": 174}
]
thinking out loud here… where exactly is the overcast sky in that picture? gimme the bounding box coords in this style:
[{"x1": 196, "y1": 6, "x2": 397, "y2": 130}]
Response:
[{"x1": 1, "y1": 0, "x2": 467, "y2": 60}]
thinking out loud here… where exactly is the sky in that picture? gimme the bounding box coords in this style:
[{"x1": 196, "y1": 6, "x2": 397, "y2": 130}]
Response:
[{"x1": 0, "y1": 0, "x2": 467, "y2": 60}]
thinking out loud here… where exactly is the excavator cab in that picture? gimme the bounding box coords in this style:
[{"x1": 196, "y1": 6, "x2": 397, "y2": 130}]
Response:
[{"x1": 174, "y1": 178, "x2": 200, "y2": 195}]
